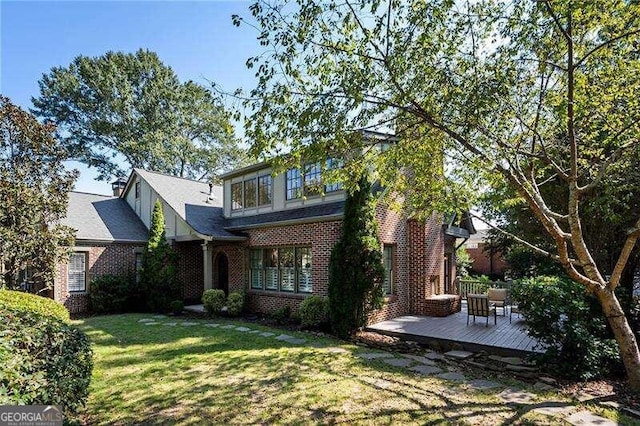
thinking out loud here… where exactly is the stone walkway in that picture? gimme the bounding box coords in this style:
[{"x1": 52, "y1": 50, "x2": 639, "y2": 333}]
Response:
[{"x1": 134, "y1": 317, "x2": 623, "y2": 425}]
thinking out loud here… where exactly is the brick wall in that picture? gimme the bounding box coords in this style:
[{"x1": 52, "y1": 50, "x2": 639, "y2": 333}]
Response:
[
  {"x1": 175, "y1": 241, "x2": 204, "y2": 303},
  {"x1": 406, "y1": 214, "x2": 447, "y2": 316},
  {"x1": 55, "y1": 242, "x2": 144, "y2": 313},
  {"x1": 467, "y1": 242, "x2": 508, "y2": 278}
]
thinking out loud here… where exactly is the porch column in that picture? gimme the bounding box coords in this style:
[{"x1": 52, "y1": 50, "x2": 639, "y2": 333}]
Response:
[{"x1": 202, "y1": 241, "x2": 213, "y2": 290}]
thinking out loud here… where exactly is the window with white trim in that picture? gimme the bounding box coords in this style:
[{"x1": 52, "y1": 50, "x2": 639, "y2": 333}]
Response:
[
  {"x1": 248, "y1": 247, "x2": 313, "y2": 293},
  {"x1": 383, "y1": 245, "x2": 394, "y2": 295},
  {"x1": 286, "y1": 168, "x2": 302, "y2": 200},
  {"x1": 68, "y1": 252, "x2": 87, "y2": 292}
]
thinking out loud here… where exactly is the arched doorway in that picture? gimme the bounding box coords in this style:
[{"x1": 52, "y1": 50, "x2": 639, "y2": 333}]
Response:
[{"x1": 214, "y1": 252, "x2": 229, "y2": 295}]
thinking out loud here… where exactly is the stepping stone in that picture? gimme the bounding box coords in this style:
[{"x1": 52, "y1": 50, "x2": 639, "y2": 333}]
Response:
[
  {"x1": 381, "y1": 357, "x2": 413, "y2": 368},
  {"x1": 566, "y1": 410, "x2": 618, "y2": 426},
  {"x1": 152, "y1": 315, "x2": 167, "y2": 319},
  {"x1": 259, "y1": 332, "x2": 275, "y2": 337},
  {"x1": 436, "y1": 372, "x2": 467, "y2": 382},
  {"x1": 235, "y1": 326, "x2": 252, "y2": 332},
  {"x1": 498, "y1": 388, "x2": 537, "y2": 404},
  {"x1": 275, "y1": 334, "x2": 295, "y2": 341},
  {"x1": 144, "y1": 322, "x2": 159, "y2": 325},
  {"x1": 356, "y1": 352, "x2": 394, "y2": 360},
  {"x1": 534, "y1": 381, "x2": 556, "y2": 391},
  {"x1": 445, "y1": 350, "x2": 474, "y2": 360},
  {"x1": 423, "y1": 352, "x2": 446, "y2": 361},
  {"x1": 403, "y1": 354, "x2": 437, "y2": 365},
  {"x1": 138, "y1": 318, "x2": 155, "y2": 323},
  {"x1": 572, "y1": 392, "x2": 597, "y2": 402},
  {"x1": 204, "y1": 323, "x2": 220, "y2": 328},
  {"x1": 180, "y1": 322, "x2": 198, "y2": 326},
  {"x1": 326, "y1": 346, "x2": 349, "y2": 353},
  {"x1": 221, "y1": 324, "x2": 236, "y2": 329},
  {"x1": 163, "y1": 322, "x2": 178, "y2": 326},
  {"x1": 500, "y1": 356, "x2": 524, "y2": 365},
  {"x1": 409, "y1": 365, "x2": 443, "y2": 376},
  {"x1": 506, "y1": 364, "x2": 537, "y2": 373},
  {"x1": 283, "y1": 338, "x2": 307, "y2": 345},
  {"x1": 308, "y1": 341, "x2": 326, "y2": 348},
  {"x1": 533, "y1": 404, "x2": 576, "y2": 417},
  {"x1": 466, "y1": 379, "x2": 501, "y2": 391}
]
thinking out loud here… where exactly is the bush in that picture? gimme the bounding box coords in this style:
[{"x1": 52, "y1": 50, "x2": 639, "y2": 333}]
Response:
[
  {"x1": 0, "y1": 307, "x2": 93, "y2": 420},
  {"x1": 512, "y1": 276, "x2": 622, "y2": 380},
  {"x1": 202, "y1": 289, "x2": 226, "y2": 315},
  {"x1": 0, "y1": 289, "x2": 69, "y2": 323},
  {"x1": 89, "y1": 275, "x2": 133, "y2": 314},
  {"x1": 299, "y1": 296, "x2": 328, "y2": 328},
  {"x1": 271, "y1": 306, "x2": 291, "y2": 325},
  {"x1": 226, "y1": 291, "x2": 244, "y2": 316},
  {"x1": 169, "y1": 300, "x2": 184, "y2": 315}
]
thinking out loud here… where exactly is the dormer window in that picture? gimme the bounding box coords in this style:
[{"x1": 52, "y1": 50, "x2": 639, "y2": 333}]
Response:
[
  {"x1": 286, "y1": 169, "x2": 302, "y2": 200},
  {"x1": 232, "y1": 174, "x2": 273, "y2": 210},
  {"x1": 286, "y1": 159, "x2": 343, "y2": 200},
  {"x1": 244, "y1": 178, "x2": 257, "y2": 208}
]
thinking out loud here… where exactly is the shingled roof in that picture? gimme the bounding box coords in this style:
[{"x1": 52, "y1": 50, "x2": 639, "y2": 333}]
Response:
[
  {"x1": 225, "y1": 201, "x2": 345, "y2": 230},
  {"x1": 133, "y1": 169, "x2": 243, "y2": 240},
  {"x1": 62, "y1": 192, "x2": 148, "y2": 243}
]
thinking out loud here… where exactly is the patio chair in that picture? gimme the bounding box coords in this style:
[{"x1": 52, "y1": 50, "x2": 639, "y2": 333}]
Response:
[
  {"x1": 509, "y1": 303, "x2": 522, "y2": 323},
  {"x1": 467, "y1": 294, "x2": 497, "y2": 327},
  {"x1": 488, "y1": 288, "x2": 508, "y2": 316}
]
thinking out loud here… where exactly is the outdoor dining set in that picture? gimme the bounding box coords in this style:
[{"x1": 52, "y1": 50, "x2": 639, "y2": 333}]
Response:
[{"x1": 466, "y1": 288, "x2": 521, "y2": 327}]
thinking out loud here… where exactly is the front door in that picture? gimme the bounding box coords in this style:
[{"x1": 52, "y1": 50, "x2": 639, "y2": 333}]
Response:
[{"x1": 216, "y1": 253, "x2": 229, "y2": 295}]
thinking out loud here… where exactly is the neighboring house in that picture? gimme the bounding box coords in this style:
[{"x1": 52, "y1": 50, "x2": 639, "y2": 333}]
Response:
[
  {"x1": 55, "y1": 189, "x2": 148, "y2": 313},
  {"x1": 55, "y1": 161, "x2": 474, "y2": 322},
  {"x1": 463, "y1": 229, "x2": 508, "y2": 279}
]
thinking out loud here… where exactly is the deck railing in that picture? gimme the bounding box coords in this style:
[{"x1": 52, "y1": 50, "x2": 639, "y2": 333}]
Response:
[{"x1": 456, "y1": 278, "x2": 513, "y2": 300}]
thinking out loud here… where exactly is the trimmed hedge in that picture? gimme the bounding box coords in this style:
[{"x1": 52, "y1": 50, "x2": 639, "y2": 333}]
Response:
[
  {"x1": 0, "y1": 289, "x2": 69, "y2": 323},
  {"x1": 89, "y1": 275, "x2": 133, "y2": 314},
  {"x1": 202, "y1": 289, "x2": 226, "y2": 315},
  {"x1": 0, "y1": 307, "x2": 93, "y2": 420},
  {"x1": 226, "y1": 291, "x2": 244, "y2": 317},
  {"x1": 299, "y1": 296, "x2": 328, "y2": 328}
]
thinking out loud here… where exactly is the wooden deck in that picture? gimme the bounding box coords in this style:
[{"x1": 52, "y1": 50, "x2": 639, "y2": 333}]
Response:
[{"x1": 367, "y1": 303, "x2": 543, "y2": 357}]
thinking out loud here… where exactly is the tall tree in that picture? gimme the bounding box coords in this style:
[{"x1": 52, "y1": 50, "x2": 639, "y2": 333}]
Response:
[
  {"x1": 32, "y1": 49, "x2": 247, "y2": 181},
  {"x1": 0, "y1": 96, "x2": 77, "y2": 290},
  {"x1": 236, "y1": 1, "x2": 640, "y2": 389},
  {"x1": 328, "y1": 175, "x2": 385, "y2": 338},
  {"x1": 139, "y1": 200, "x2": 180, "y2": 313}
]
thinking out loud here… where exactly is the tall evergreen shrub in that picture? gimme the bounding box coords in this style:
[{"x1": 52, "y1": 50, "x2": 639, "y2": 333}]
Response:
[
  {"x1": 328, "y1": 175, "x2": 385, "y2": 338},
  {"x1": 139, "y1": 200, "x2": 181, "y2": 312}
]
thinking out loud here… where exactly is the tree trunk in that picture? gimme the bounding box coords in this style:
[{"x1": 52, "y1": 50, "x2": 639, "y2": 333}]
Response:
[{"x1": 596, "y1": 287, "x2": 640, "y2": 390}]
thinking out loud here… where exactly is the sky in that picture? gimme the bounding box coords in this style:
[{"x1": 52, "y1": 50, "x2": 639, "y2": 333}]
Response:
[{"x1": 1, "y1": 0, "x2": 261, "y2": 195}]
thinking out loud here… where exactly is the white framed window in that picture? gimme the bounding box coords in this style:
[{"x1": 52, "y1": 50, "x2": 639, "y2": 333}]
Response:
[
  {"x1": 383, "y1": 245, "x2": 395, "y2": 295},
  {"x1": 68, "y1": 252, "x2": 87, "y2": 292},
  {"x1": 247, "y1": 247, "x2": 313, "y2": 293}
]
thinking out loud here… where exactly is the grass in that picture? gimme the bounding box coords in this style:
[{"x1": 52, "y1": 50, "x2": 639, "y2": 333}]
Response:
[{"x1": 74, "y1": 314, "x2": 635, "y2": 425}]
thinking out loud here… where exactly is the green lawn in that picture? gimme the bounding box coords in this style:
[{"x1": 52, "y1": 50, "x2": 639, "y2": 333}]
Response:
[{"x1": 75, "y1": 314, "x2": 630, "y2": 425}]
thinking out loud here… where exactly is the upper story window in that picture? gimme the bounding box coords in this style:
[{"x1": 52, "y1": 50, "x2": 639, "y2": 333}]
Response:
[
  {"x1": 286, "y1": 159, "x2": 343, "y2": 200},
  {"x1": 286, "y1": 169, "x2": 303, "y2": 200},
  {"x1": 232, "y1": 174, "x2": 273, "y2": 210},
  {"x1": 231, "y1": 182, "x2": 243, "y2": 210},
  {"x1": 258, "y1": 175, "x2": 272, "y2": 205},
  {"x1": 244, "y1": 178, "x2": 257, "y2": 208}
]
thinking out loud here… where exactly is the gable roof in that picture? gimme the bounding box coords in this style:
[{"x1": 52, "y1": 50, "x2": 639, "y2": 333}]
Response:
[
  {"x1": 62, "y1": 192, "x2": 148, "y2": 243},
  {"x1": 131, "y1": 169, "x2": 244, "y2": 240}
]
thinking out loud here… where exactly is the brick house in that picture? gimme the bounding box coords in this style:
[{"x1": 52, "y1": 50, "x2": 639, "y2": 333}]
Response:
[
  {"x1": 463, "y1": 229, "x2": 508, "y2": 279},
  {"x1": 55, "y1": 190, "x2": 148, "y2": 313},
  {"x1": 56, "y1": 161, "x2": 474, "y2": 322}
]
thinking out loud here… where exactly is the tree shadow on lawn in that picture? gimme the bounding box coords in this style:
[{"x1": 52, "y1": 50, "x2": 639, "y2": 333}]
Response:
[{"x1": 78, "y1": 315, "x2": 578, "y2": 425}]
